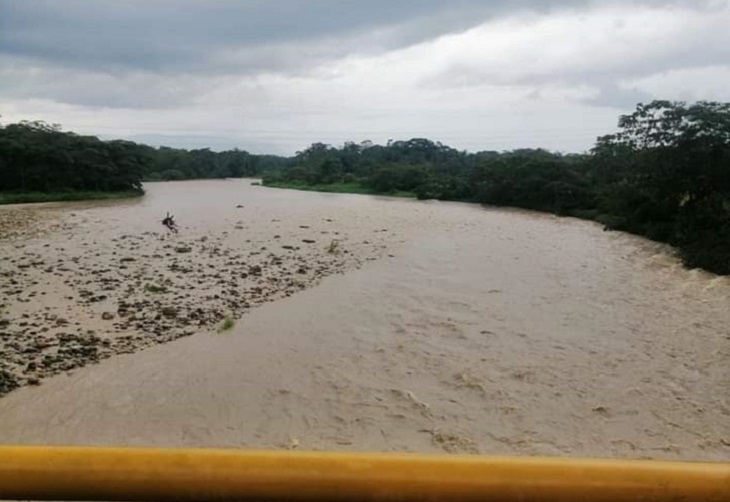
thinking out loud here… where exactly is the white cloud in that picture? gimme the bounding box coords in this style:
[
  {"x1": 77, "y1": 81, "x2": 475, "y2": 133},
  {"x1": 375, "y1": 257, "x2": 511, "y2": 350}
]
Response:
[
  {"x1": 419, "y1": 4, "x2": 730, "y2": 88},
  {"x1": 619, "y1": 65, "x2": 730, "y2": 102}
]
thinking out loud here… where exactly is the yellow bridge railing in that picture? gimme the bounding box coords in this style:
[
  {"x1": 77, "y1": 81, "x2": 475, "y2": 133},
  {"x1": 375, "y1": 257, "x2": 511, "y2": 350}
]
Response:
[{"x1": 0, "y1": 446, "x2": 728, "y2": 501}]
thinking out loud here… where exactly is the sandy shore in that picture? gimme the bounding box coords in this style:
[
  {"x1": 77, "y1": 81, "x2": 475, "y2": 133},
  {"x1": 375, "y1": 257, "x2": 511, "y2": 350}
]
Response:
[{"x1": 0, "y1": 180, "x2": 728, "y2": 460}]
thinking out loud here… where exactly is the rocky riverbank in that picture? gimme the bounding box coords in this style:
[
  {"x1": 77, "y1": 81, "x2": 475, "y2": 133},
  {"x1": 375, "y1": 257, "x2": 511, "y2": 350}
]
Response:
[
  {"x1": 0, "y1": 199, "x2": 395, "y2": 396},
  {"x1": 0, "y1": 206, "x2": 69, "y2": 240}
]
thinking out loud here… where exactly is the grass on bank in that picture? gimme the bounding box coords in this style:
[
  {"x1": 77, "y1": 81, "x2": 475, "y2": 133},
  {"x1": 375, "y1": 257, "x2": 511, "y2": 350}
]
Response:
[
  {"x1": 264, "y1": 180, "x2": 416, "y2": 199},
  {"x1": 144, "y1": 284, "x2": 169, "y2": 294},
  {"x1": 218, "y1": 316, "x2": 236, "y2": 333},
  {"x1": 0, "y1": 190, "x2": 144, "y2": 205}
]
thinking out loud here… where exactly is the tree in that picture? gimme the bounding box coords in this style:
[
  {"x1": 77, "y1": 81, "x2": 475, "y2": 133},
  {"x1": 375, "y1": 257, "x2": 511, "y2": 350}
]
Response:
[{"x1": 594, "y1": 100, "x2": 730, "y2": 270}]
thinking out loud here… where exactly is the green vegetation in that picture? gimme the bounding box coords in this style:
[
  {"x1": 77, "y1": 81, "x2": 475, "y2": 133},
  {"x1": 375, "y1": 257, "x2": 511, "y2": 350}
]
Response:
[
  {"x1": 264, "y1": 101, "x2": 730, "y2": 275},
  {"x1": 0, "y1": 121, "x2": 147, "y2": 195},
  {"x1": 0, "y1": 119, "x2": 288, "y2": 203},
  {"x1": 142, "y1": 148, "x2": 287, "y2": 181},
  {"x1": 144, "y1": 284, "x2": 169, "y2": 294},
  {"x1": 266, "y1": 180, "x2": 415, "y2": 198},
  {"x1": 218, "y1": 316, "x2": 235, "y2": 332},
  {"x1": 0, "y1": 190, "x2": 143, "y2": 205}
]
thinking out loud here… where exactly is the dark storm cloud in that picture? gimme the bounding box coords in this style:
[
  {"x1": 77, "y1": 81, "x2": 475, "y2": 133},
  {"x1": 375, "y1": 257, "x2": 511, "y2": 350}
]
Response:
[
  {"x1": 0, "y1": 0, "x2": 599, "y2": 109},
  {"x1": 0, "y1": 0, "x2": 598, "y2": 74}
]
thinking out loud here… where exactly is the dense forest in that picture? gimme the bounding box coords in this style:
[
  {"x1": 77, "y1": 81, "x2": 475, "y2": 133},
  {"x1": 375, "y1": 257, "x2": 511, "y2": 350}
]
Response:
[
  {"x1": 0, "y1": 121, "x2": 147, "y2": 196},
  {"x1": 264, "y1": 101, "x2": 730, "y2": 274},
  {"x1": 0, "y1": 120, "x2": 286, "y2": 201},
  {"x1": 143, "y1": 147, "x2": 286, "y2": 182}
]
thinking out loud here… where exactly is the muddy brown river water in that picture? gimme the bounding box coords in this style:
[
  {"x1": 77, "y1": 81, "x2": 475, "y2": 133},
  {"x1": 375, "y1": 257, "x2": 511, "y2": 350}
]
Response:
[{"x1": 0, "y1": 180, "x2": 728, "y2": 460}]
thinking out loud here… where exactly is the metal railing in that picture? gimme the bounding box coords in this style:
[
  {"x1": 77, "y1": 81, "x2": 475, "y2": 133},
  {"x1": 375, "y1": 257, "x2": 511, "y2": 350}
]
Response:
[{"x1": 0, "y1": 446, "x2": 728, "y2": 501}]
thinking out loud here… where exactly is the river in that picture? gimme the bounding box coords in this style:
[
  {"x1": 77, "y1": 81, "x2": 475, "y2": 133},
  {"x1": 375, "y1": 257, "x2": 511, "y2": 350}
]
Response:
[{"x1": 0, "y1": 180, "x2": 727, "y2": 460}]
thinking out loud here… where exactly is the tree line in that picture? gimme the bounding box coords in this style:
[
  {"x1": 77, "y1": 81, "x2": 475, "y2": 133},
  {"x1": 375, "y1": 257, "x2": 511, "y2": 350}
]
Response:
[
  {"x1": 0, "y1": 121, "x2": 147, "y2": 194},
  {"x1": 0, "y1": 120, "x2": 288, "y2": 195},
  {"x1": 264, "y1": 101, "x2": 730, "y2": 274}
]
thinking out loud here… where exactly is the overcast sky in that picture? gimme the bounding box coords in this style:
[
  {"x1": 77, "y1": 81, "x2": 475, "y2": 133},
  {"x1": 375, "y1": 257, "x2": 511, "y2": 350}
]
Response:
[{"x1": 1, "y1": 0, "x2": 729, "y2": 154}]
